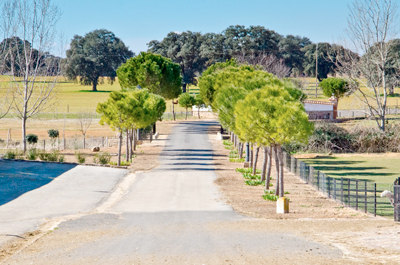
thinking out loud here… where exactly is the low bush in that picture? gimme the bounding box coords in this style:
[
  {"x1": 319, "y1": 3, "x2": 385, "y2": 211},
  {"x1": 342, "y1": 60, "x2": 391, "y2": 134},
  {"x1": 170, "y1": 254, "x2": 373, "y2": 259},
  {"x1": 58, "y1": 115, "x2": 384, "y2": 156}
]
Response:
[
  {"x1": 4, "y1": 150, "x2": 17, "y2": 159},
  {"x1": 75, "y1": 152, "x2": 86, "y2": 164},
  {"x1": 262, "y1": 190, "x2": 279, "y2": 201},
  {"x1": 109, "y1": 161, "x2": 131, "y2": 166},
  {"x1": 26, "y1": 149, "x2": 38, "y2": 160},
  {"x1": 285, "y1": 122, "x2": 400, "y2": 154},
  {"x1": 94, "y1": 152, "x2": 111, "y2": 165},
  {"x1": 39, "y1": 150, "x2": 63, "y2": 162}
]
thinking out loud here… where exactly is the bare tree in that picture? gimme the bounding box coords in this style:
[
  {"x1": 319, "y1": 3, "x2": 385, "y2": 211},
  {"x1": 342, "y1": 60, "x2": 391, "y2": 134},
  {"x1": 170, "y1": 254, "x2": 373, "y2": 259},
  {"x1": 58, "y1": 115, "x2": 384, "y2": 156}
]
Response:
[
  {"x1": 1, "y1": 0, "x2": 60, "y2": 152},
  {"x1": 236, "y1": 53, "x2": 291, "y2": 78},
  {"x1": 333, "y1": 0, "x2": 398, "y2": 131},
  {"x1": 78, "y1": 113, "x2": 93, "y2": 149}
]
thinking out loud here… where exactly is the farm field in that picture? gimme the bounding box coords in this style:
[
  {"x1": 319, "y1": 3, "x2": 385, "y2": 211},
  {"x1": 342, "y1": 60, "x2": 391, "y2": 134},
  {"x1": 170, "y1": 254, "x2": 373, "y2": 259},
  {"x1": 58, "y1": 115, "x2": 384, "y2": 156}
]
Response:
[
  {"x1": 297, "y1": 77, "x2": 400, "y2": 110},
  {"x1": 299, "y1": 153, "x2": 399, "y2": 187},
  {"x1": 0, "y1": 76, "x2": 187, "y2": 116},
  {"x1": 298, "y1": 153, "x2": 399, "y2": 217}
]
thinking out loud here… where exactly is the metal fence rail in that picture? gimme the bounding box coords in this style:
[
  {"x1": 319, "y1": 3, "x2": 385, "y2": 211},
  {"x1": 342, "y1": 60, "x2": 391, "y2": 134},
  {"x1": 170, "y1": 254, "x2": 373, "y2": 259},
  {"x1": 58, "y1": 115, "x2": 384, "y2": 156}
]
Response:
[{"x1": 283, "y1": 152, "x2": 394, "y2": 217}]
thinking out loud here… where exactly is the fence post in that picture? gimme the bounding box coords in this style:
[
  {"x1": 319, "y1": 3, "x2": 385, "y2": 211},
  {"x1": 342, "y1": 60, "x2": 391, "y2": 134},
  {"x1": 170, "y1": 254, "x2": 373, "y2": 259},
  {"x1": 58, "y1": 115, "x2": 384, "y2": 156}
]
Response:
[
  {"x1": 327, "y1": 178, "x2": 331, "y2": 198},
  {"x1": 333, "y1": 178, "x2": 336, "y2": 200},
  {"x1": 374, "y1": 183, "x2": 377, "y2": 217},
  {"x1": 394, "y1": 178, "x2": 400, "y2": 222},
  {"x1": 43, "y1": 140, "x2": 46, "y2": 151},
  {"x1": 356, "y1": 180, "x2": 359, "y2": 210},
  {"x1": 341, "y1": 178, "x2": 344, "y2": 204},
  {"x1": 348, "y1": 179, "x2": 351, "y2": 206},
  {"x1": 364, "y1": 182, "x2": 368, "y2": 213},
  {"x1": 317, "y1": 171, "x2": 320, "y2": 190},
  {"x1": 290, "y1": 157, "x2": 295, "y2": 173},
  {"x1": 308, "y1": 166, "x2": 313, "y2": 184}
]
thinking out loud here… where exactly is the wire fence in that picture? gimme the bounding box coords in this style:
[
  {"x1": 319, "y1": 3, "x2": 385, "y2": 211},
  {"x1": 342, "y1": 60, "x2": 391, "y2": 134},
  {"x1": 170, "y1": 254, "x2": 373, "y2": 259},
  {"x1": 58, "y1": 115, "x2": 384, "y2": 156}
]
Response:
[{"x1": 283, "y1": 151, "x2": 394, "y2": 217}]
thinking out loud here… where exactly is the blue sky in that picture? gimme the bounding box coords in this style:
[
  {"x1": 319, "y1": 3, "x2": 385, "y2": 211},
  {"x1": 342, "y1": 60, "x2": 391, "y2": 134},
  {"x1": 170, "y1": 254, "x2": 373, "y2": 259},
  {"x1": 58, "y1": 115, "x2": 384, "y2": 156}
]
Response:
[{"x1": 53, "y1": 0, "x2": 353, "y2": 56}]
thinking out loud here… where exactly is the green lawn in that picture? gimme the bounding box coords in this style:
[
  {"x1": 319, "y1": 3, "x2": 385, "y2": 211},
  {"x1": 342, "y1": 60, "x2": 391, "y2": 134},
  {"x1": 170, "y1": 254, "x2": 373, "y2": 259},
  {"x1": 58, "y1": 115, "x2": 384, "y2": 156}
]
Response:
[
  {"x1": 300, "y1": 155, "x2": 399, "y2": 186},
  {"x1": 299, "y1": 154, "x2": 399, "y2": 217},
  {"x1": 0, "y1": 77, "x2": 187, "y2": 116}
]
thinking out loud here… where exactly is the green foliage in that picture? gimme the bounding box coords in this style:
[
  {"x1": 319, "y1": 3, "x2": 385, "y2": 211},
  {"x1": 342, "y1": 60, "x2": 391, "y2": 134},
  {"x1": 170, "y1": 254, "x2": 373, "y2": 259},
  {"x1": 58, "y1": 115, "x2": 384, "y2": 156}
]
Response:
[
  {"x1": 178, "y1": 93, "x2": 196, "y2": 109},
  {"x1": 94, "y1": 152, "x2": 111, "y2": 165},
  {"x1": 148, "y1": 31, "x2": 206, "y2": 85},
  {"x1": 97, "y1": 89, "x2": 165, "y2": 132},
  {"x1": 47, "y1": 129, "x2": 59, "y2": 139},
  {"x1": 4, "y1": 150, "x2": 17, "y2": 159},
  {"x1": 75, "y1": 152, "x2": 86, "y2": 164},
  {"x1": 109, "y1": 161, "x2": 131, "y2": 166},
  {"x1": 64, "y1": 29, "x2": 133, "y2": 91},
  {"x1": 223, "y1": 140, "x2": 233, "y2": 146},
  {"x1": 117, "y1": 52, "x2": 182, "y2": 100},
  {"x1": 199, "y1": 64, "x2": 281, "y2": 107},
  {"x1": 26, "y1": 149, "x2": 38, "y2": 160},
  {"x1": 234, "y1": 86, "x2": 314, "y2": 147},
  {"x1": 26, "y1": 134, "x2": 38, "y2": 145},
  {"x1": 319, "y1": 77, "x2": 351, "y2": 99},
  {"x1": 194, "y1": 94, "x2": 205, "y2": 107},
  {"x1": 236, "y1": 168, "x2": 261, "y2": 174},
  {"x1": 262, "y1": 190, "x2": 279, "y2": 201},
  {"x1": 39, "y1": 151, "x2": 63, "y2": 162}
]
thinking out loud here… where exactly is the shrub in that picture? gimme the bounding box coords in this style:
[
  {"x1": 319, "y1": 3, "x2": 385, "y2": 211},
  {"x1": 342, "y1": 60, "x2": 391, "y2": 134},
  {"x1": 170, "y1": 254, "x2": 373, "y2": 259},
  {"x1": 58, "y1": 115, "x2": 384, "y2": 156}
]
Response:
[
  {"x1": 26, "y1": 149, "x2": 38, "y2": 160},
  {"x1": 47, "y1": 129, "x2": 59, "y2": 139},
  {"x1": 109, "y1": 161, "x2": 131, "y2": 166},
  {"x1": 75, "y1": 152, "x2": 86, "y2": 164},
  {"x1": 39, "y1": 151, "x2": 62, "y2": 162},
  {"x1": 94, "y1": 152, "x2": 111, "y2": 165},
  {"x1": 262, "y1": 190, "x2": 279, "y2": 201},
  {"x1": 26, "y1": 134, "x2": 38, "y2": 145},
  {"x1": 4, "y1": 150, "x2": 17, "y2": 159}
]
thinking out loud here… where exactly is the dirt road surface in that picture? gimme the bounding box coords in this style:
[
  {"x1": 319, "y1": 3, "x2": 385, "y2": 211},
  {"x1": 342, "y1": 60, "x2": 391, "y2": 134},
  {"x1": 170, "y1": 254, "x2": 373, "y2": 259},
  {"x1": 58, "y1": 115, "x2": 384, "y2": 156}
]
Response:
[{"x1": 1, "y1": 121, "x2": 400, "y2": 264}]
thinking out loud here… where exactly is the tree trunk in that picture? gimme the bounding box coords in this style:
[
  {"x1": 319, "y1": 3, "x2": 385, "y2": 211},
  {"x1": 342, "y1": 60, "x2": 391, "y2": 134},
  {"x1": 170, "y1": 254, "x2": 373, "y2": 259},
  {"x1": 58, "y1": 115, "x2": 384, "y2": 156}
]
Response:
[
  {"x1": 253, "y1": 146, "x2": 260, "y2": 176},
  {"x1": 129, "y1": 128, "x2": 134, "y2": 161},
  {"x1": 22, "y1": 117, "x2": 27, "y2": 153},
  {"x1": 250, "y1": 143, "x2": 254, "y2": 168},
  {"x1": 198, "y1": 106, "x2": 200, "y2": 119},
  {"x1": 185, "y1": 107, "x2": 188, "y2": 120},
  {"x1": 92, "y1": 77, "x2": 98, "y2": 92},
  {"x1": 182, "y1": 83, "x2": 187, "y2": 93},
  {"x1": 172, "y1": 100, "x2": 176, "y2": 121},
  {"x1": 261, "y1": 147, "x2": 269, "y2": 190},
  {"x1": 239, "y1": 142, "x2": 244, "y2": 159},
  {"x1": 118, "y1": 131, "x2": 122, "y2": 166},
  {"x1": 153, "y1": 123, "x2": 156, "y2": 134},
  {"x1": 83, "y1": 134, "x2": 86, "y2": 149},
  {"x1": 133, "y1": 128, "x2": 137, "y2": 151},
  {"x1": 126, "y1": 129, "x2": 129, "y2": 162},
  {"x1": 273, "y1": 145, "x2": 280, "y2": 196},
  {"x1": 266, "y1": 147, "x2": 272, "y2": 188},
  {"x1": 278, "y1": 145, "x2": 284, "y2": 197}
]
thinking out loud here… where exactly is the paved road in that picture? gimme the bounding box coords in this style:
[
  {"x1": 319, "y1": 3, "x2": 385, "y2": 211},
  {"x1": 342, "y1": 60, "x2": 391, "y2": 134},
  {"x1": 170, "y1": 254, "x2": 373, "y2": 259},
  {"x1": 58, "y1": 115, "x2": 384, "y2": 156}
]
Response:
[
  {"x1": 2, "y1": 121, "x2": 344, "y2": 264},
  {"x1": 0, "y1": 162, "x2": 128, "y2": 247}
]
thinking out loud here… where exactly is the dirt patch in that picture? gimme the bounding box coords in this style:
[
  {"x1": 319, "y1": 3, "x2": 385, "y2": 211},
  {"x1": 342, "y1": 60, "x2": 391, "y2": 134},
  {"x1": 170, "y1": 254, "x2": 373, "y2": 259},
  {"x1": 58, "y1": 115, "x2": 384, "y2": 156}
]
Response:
[
  {"x1": 209, "y1": 132, "x2": 368, "y2": 219},
  {"x1": 208, "y1": 123, "x2": 400, "y2": 263}
]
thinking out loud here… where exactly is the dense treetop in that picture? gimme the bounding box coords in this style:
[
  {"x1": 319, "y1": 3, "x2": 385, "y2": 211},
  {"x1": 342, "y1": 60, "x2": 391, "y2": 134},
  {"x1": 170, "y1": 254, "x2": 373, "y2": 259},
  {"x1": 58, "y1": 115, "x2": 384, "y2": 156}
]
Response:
[{"x1": 63, "y1": 29, "x2": 133, "y2": 91}]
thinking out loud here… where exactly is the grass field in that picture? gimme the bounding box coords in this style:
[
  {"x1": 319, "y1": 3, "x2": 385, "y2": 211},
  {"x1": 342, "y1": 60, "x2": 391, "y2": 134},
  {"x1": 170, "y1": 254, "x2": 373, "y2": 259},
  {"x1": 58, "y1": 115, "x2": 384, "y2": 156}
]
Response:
[
  {"x1": 298, "y1": 153, "x2": 399, "y2": 217},
  {"x1": 298, "y1": 77, "x2": 400, "y2": 110},
  {"x1": 300, "y1": 154, "x2": 400, "y2": 186},
  {"x1": 0, "y1": 76, "x2": 187, "y2": 115}
]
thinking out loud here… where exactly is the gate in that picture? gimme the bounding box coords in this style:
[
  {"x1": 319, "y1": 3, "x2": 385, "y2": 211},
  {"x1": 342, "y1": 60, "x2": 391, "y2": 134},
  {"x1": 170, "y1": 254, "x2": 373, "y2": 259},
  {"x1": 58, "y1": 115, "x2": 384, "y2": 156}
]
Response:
[{"x1": 394, "y1": 178, "x2": 400, "y2": 222}]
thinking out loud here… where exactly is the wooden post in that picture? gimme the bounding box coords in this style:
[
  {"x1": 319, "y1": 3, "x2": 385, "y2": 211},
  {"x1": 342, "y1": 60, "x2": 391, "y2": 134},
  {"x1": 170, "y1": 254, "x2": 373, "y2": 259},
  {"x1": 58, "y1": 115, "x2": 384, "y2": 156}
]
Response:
[
  {"x1": 356, "y1": 180, "x2": 359, "y2": 210},
  {"x1": 317, "y1": 171, "x2": 320, "y2": 190},
  {"x1": 374, "y1": 183, "x2": 377, "y2": 217},
  {"x1": 348, "y1": 179, "x2": 351, "y2": 206},
  {"x1": 341, "y1": 178, "x2": 344, "y2": 204},
  {"x1": 43, "y1": 139, "x2": 46, "y2": 151},
  {"x1": 334, "y1": 178, "x2": 337, "y2": 200},
  {"x1": 364, "y1": 182, "x2": 368, "y2": 213},
  {"x1": 327, "y1": 177, "x2": 331, "y2": 198},
  {"x1": 6, "y1": 128, "x2": 11, "y2": 149}
]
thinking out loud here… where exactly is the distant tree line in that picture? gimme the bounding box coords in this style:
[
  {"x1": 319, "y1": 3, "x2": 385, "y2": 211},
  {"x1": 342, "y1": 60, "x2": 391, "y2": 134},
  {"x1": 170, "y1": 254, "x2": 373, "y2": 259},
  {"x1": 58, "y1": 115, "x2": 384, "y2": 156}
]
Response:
[{"x1": 147, "y1": 25, "x2": 358, "y2": 89}]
